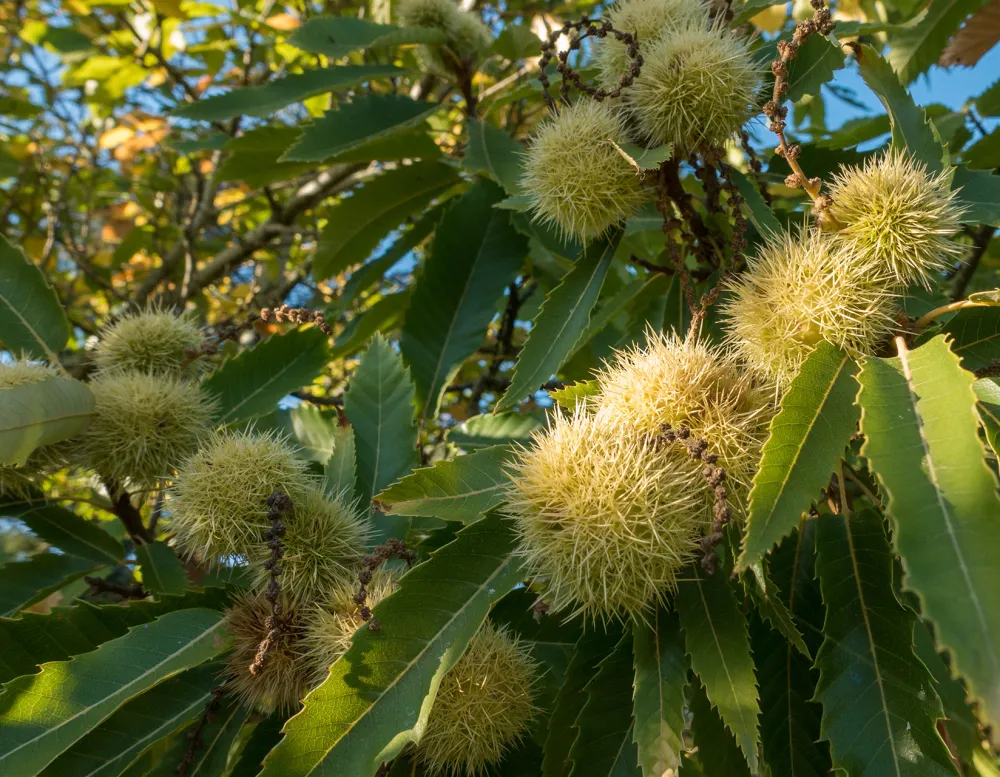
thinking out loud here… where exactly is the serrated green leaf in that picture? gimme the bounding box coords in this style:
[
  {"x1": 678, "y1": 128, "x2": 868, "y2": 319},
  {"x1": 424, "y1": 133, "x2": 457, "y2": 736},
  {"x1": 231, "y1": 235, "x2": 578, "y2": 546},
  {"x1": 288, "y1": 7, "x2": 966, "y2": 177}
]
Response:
[
  {"x1": 612, "y1": 141, "x2": 674, "y2": 171},
  {"x1": 401, "y1": 180, "x2": 527, "y2": 418},
  {"x1": 967, "y1": 127, "x2": 1000, "y2": 170},
  {"x1": 0, "y1": 589, "x2": 230, "y2": 686},
  {"x1": 0, "y1": 377, "x2": 94, "y2": 466},
  {"x1": 856, "y1": 45, "x2": 943, "y2": 171},
  {"x1": 0, "y1": 553, "x2": 100, "y2": 617},
  {"x1": 941, "y1": 307, "x2": 1000, "y2": 370},
  {"x1": 146, "y1": 695, "x2": 250, "y2": 777},
  {"x1": 0, "y1": 234, "x2": 70, "y2": 362},
  {"x1": 687, "y1": 677, "x2": 751, "y2": 777},
  {"x1": 814, "y1": 510, "x2": 957, "y2": 777},
  {"x1": 888, "y1": 0, "x2": 990, "y2": 84},
  {"x1": 274, "y1": 404, "x2": 341, "y2": 463},
  {"x1": 283, "y1": 94, "x2": 439, "y2": 163},
  {"x1": 37, "y1": 663, "x2": 221, "y2": 777},
  {"x1": 376, "y1": 444, "x2": 517, "y2": 521},
  {"x1": 258, "y1": 513, "x2": 523, "y2": 777},
  {"x1": 0, "y1": 608, "x2": 231, "y2": 775},
  {"x1": 952, "y1": 166, "x2": 1000, "y2": 226},
  {"x1": 569, "y1": 632, "x2": 640, "y2": 777},
  {"x1": 324, "y1": 426, "x2": 357, "y2": 502},
  {"x1": 288, "y1": 16, "x2": 411, "y2": 58},
  {"x1": 215, "y1": 125, "x2": 314, "y2": 188},
  {"x1": 448, "y1": 413, "x2": 543, "y2": 450},
  {"x1": 731, "y1": 170, "x2": 780, "y2": 236},
  {"x1": 492, "y1": 24, "x2": 542, "y2": 60},
  {"x1": 330, "y1": 291, "x2": 412, "y2": 360},
  {"x1": 228, "y1": 713, "x2": 288, "y2": 777},
  {"x1": 747, "y1": 568, "x2": 810, "y2": 658},
  {"x1": 739, "y1": 343, "x2": 860, "y2": 570},
  {"x1": 135, "y1": 542, "x2": 187, "y2": 596},
  {"x1": 542, "y1": 628, "x2": 622, "y2": 777},
  {"x1": 344, "y1": 334, "x2": 419, "y2": 538},
  {"x1": 752, "y1": 612, "x2": 829, "y2": 777},
  {"x1": 631, "y1": 609, "x2": 688, "y2": 777},
  {"x1": 496, "y1": 228, "x2": 622, "y2": 412},
  {"x1": 786, "y1": 35, "x2": 844, "y2": 102},
  {"x1": 314, "y1": 161, "x2": 460, "y2": 282},
  {"x1": 203, "y1": 328, "x2": 330, "y2": 425},
  {"x1": 173, "y1": 64, "x2": 404, "y2": 121},
  {"x1": 973, "y1": 378, "x2": 1000, "y2": 456},
  {"x1": 16, "y1": 504, "x2": 123, "y2": 565},
  {"x1": 858, "y1": 335, "x2": 1000, "y2": 741},
  {"x1": 676, "y1": 560, "x2": 760, "y2": 772},
  {"x1": 549, "y1": 380, "x2": 599, "y2": 410},
  {"x1": 464, "y1": 119, "x2": 524, "y2": 195}
]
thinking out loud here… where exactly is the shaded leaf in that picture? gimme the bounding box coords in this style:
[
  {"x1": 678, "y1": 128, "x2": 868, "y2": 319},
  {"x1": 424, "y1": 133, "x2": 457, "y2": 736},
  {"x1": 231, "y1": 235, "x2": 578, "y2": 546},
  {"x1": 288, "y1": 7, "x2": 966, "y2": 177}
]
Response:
[
  {"x1": 542, "y1": 627, "x2": 623, "y2": 777},
  {"x1": 814, "y1": 510, "x2": 957, "y2": 777},
  {"x1": 314, "y1": 161, "x2": 460, "y2": 281},
  {"x1": 973, "y1": 377, "x2": 1000, "y2": 456},
  {"x1": 448, "y1": 413, "x2": 543, "y2": 450},
  {"x1": 228, "y1": 713, "x2": 289, "y2": 777},
  {"x1": 276, "y1": 405, "x2": 341, "y2": 463},
  {"x1": 344, "y1": 334, "x2": 419, "y2": 538},
  {"x1": 786, "y1": 35, "x2": 844, "y2": 102},
  {"x1": 951, "y1": 166, "x2": 1000, "y2": 226},
  {"x1": 739, "y1": 343, "x2": 860, "y2": 570},
  {"x1": 496, "y1": 229, "x2": 622, "y2": 412},
  {"x1": 856, "y1": 45, "x2": 943, "y2": 171},
  {"x1": 401, "y1": 181, "x2": 527, "y2": 418},
  {"x1": 0, "y1": 553, "x2": 100, "y2": 617},
  {"x1": 569, "y1": 632, "x2": 640, "y2": 777},
  {"x1": 174, "y1": 64, "x2": 405, "y2": 121},
  {"x1": 966, "y1": 127, "x2": 1000, "y2": 170},
  {"x1": 0, "y1": 234, "x2": 70, "y2": 362},
  {"x1": 631, "y1": 609, "x2": 688, "y2": 777},
  {"x1": 858, "y1": 335, "x2": 1000, "y2": 742},
  {"x1": 492, "y1": 24, "x2": 542, "y2": 60},
  {"x1": 203, "y1": 328, "x2": 330, "y2": 425},
  {"x1": 146, "y1": 696, "x2": 250, "y2": 777},
  {"x1": 17, "y1": 504, "x2": 123, "y2": 565},
  {"x1": 676, "y1": 559, "x2": 760, "y2": 772},
  {"x1": 941, "y1": 307, "x2": 1000, "y2": 370},
  {"x1": 731, "y1": 170, "x2": 780, "y2": 236},
  {"x1": 747, "y1": 568, "x2": 810, "y2": 658},
  {"x1": 324, "y1": 426, "x2": 357, "y2": 502},
  {"x1": 376, "y1": 444, "x2": 517, "y2": 522},
  {"x1": 330, "y1": 291, "x2": 412, "y2": 360},
  {"x1": 283, "y1": 94, "x2": 439, "y2": 162},
  {"x1": 37, "y1": 663, "x2": 221, "y2": 777},
  {"x1": 0, "y1": 589, "x2": 229, "y2": 686},
  {"x1": 0, "y1": 609, "x2": 231, "y2": 775},
  {"x1": 0, "y1": 377, "x2": 94, "y2": 466},
  {"x1": 464, "y1": 119, "x2": 524, "y2": 195},
  {"x1": 289, "y1": 16, "x2": 426, "y2": 58},
  {"x1": 135, "y1": 542, "x2": 187, "y2": 596},
  {"x1": 258, "y1": 513, "x2": 523, "y2": 777},
  {"x1": 687, "y1": 677, "x2": 751, "y2": 777}
]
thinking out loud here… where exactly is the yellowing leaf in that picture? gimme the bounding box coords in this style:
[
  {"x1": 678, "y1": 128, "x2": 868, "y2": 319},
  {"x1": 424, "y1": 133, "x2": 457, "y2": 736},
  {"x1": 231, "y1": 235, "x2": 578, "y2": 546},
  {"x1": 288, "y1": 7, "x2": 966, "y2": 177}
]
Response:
[
  {"x1": 265, "y1": 12, "x2": 301, "y2": 30},
  {"x1": 99, "y1": 126, "x2": 135, "y2": 149},
  {"x1": 751, "y1": 4, "x2": 788, "y2": 32}
]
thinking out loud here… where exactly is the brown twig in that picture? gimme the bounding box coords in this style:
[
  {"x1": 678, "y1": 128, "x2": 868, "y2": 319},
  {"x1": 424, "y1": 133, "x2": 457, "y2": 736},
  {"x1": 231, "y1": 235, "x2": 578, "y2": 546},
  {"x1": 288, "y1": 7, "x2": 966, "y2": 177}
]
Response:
[
  {"x1": 537, "y1": 17, "x2": 643, "y2": 111},
  {"x1": 249, "y1": 491, "x2": 292, "y2": 677},
  {"x1": 84, "y1": 575, "x2": 146, "y2": 600},
  {"x1": 763, "y1": 0, "x2": 835, "y2": 207},
  {"x1": 105, "y1": 481, "x2": 152, "y2": 544},
  {"x1": 260, "y1": 304, "x2": 333, "y2": 335},
  {"x1": 177, "y1": 686, "x2": 226, "y2": 776},
  {"x1": 654, "y1": 424, "x2": 731, "y2": 574},
  {"x1": 354, "y1": 539, "x2": 416, "y2": 631},
  {"x1": 950, "y1": 225, "x2": 995, "y2": 301}
]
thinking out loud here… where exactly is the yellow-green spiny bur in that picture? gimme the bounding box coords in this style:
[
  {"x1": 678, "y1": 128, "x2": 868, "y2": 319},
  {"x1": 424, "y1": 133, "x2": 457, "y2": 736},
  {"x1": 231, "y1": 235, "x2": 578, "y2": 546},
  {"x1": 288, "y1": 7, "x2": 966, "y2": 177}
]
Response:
[
  {"x1": 505, "y1": 408, "x2": 706, "y2": 623},
  {"x1": 416, "y1": 621, "x2": 539, "y2": 776},
  {"x1": 721, "y1": 229, "x2": 901, "y2": 387},
  {"x1": 521, "y1": 99, "x2": 647, "y2": 243},
  {"x1": 92, "y1": 307, "x2": 205, "y2": 377},
  {"x1": 825, "y1": 149, "x2": 966, "y2": 289},
  {"x1": 170, "y1": 429, "x2": 316, "y2": 563}
]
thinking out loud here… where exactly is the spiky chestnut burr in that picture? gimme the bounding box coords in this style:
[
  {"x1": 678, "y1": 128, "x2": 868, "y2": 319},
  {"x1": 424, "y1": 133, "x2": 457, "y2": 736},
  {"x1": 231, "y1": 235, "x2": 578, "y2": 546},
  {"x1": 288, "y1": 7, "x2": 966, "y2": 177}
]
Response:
[
  {"x1": 505, "y1": 409, "x2": 706, "y2": 622},
  {"x1": 824, "y1": 149, "x2": 966, "y2": 289},
  {"x1": 223, "y1": 592, "x2": 311, "y2": 713},
  {"x1": 80, "y1": 371, "x2": 214, "y2": 491},
  {"x1": 300, "y1": 569, "x2": 399, "y2": 686},
  {"x1": 416, "y1": 621, "x2": 538, "y2": 776},
  {"x1": 0, "y1": 361, "x2": 66, "y2": 496},
  {"x1": 721, "y1": 229, "x2": 900, "y2": 386},
  {"x1": 629, "y1": 23, "x2": 763, "y2": 154},
  {"x1": 595, "y1": 0, "x2": 711, "y2": 90},
  {"x1": 170, "y1": 430, "x2": 316, "y2": 562},
  {"x1": 397, "y1": 0, "x2": 491, "y2": 71},
  {"x1": 595, "y1": 332, "x2": 775, "y2": 508},
  {"x1": 91, "y1": 307, "x2": 205, "y2": 377},
  {"x1": 248, "y1": 488, "x2": 368, "y2": 609},
  {"x1": 521, "y1": 99, "x2": 647, "y2": 243}
]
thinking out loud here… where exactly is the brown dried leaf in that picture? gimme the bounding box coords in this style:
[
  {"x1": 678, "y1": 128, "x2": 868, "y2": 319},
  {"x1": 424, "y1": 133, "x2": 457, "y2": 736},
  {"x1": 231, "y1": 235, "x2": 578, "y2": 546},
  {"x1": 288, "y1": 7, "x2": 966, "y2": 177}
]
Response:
[{"x1": 939, "y1": 0, "x2": 1000, "y2": 67}]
